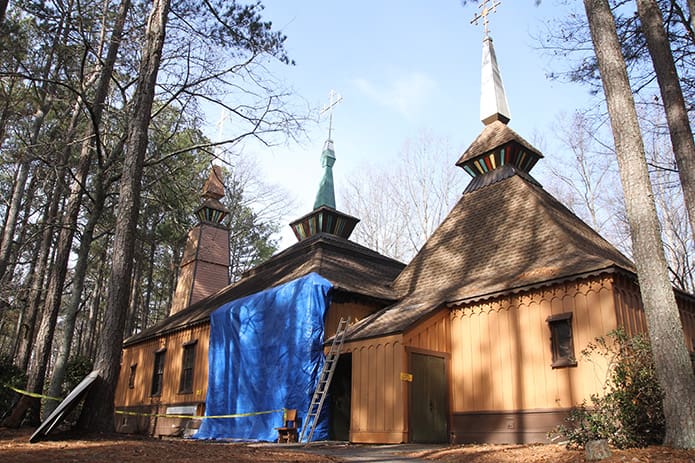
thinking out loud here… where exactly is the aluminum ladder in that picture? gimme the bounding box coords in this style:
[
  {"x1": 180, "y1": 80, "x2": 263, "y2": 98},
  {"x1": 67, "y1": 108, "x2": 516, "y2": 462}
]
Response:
[{"x1": 299, "y1": 316, "x2": 350, "y2": 444}]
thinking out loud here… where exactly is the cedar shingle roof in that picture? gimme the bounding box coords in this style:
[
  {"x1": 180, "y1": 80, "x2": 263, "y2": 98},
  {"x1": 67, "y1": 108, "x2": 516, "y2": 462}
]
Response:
[
  {"x1": 456, "y1": 120, "x2": 543, "y2": 166},
  {"x1": 124, "y1": 233, "x2": 404, "y2": 346},
  {"x1": 346, "y1": 172, "x2": 634, "y2": 341}
]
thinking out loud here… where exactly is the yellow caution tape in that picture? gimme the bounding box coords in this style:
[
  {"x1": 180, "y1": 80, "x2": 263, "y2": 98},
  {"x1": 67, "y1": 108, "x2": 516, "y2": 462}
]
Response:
[
  {"x1": 5, "y1": 384, "x2": 284, "y2": 421},
  {"x1": 115, "y1": 408, "x2": 285, "y2": 420},
  {"x1": 4, "y1": 385, "x2": 63, "y2": 402}
]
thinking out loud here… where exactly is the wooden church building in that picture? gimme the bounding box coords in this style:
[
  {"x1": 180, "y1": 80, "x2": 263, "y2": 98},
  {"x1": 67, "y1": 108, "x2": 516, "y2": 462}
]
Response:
[{"x1": 114, "y1": 29, "x2": 695, "y2": 444}]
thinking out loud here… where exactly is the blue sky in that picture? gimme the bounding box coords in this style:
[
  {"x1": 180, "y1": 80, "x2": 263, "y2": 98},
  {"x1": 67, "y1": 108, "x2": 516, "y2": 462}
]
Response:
[{"x1": 215, "y1": 1, "x2": 601, "y2": 249}]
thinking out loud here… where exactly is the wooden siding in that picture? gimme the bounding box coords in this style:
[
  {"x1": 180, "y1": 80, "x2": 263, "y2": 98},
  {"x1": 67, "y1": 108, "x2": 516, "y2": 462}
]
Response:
[
  {"x1": 612, "y1": 273, "x2": 648, "y2": 336},
  {"x1": 613, "y1": 272, "x2": 695, "y2": 351},
  {"x1": 344, "y1": 334, "x2": 408, "y2": 443},
  {"x1": 325, "y1": 301, "x2": 383, "y2": 339},
  {"x1": 115, "y1": 324, "x2": 210, "y2": 416},
  {"x1": 678, "y1": 293, "x2": 695, "y2": 351},
  {"x1": 450, "y1": 275, "x2": 617, "y2": 416},
  {"x1": 403, "y1": 308, "x2": 450, "y2": 353},
  {"x1": 403, "y1": 309, "x2": 451, "y2": 443}
]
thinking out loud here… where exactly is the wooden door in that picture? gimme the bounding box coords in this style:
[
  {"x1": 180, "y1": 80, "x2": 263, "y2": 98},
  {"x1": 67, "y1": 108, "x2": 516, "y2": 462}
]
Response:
[{"x1": 410, "y1": 353, "x2": 448, "y2": 443}]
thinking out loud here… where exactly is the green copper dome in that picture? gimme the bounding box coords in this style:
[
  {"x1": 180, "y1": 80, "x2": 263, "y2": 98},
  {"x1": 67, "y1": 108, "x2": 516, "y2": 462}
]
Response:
[{"x1": 313, "y1": 139, "x2": 336, "y2": 209}]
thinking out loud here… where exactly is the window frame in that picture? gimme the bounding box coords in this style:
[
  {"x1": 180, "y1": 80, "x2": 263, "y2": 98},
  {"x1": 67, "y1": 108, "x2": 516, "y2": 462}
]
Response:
[
  {"x1": 546, "y1": 312, "x2": 577, "y2": 368},
  {"x1": 128, "y1": 363, "x2": 137, "y2": 389},
  {"x1": 151, "y1": 348, "x2": 166, "y2": 397},
  {"x1": 178, "y1": 340, "x2": 197, "y2": 394}
]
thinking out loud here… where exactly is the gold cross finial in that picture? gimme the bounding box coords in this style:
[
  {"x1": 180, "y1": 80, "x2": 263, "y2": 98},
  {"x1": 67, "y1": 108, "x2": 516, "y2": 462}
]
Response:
[
  {"x1": 470, "y1": 0, "x2": 501, "y2": 38},
  {"x1": 320, "y1": 90, "x2": 343, "y2": 140}
]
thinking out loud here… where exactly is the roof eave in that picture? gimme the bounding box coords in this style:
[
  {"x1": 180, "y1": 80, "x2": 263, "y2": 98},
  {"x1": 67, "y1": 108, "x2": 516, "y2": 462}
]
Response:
[{"x1": 447, "y1": 264, "x2": 634, "y2": 307}]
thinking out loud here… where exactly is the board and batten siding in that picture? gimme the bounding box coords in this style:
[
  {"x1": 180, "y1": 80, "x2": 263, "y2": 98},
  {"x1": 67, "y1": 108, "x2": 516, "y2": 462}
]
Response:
[
  {"x1": 613, "y1": 272, "x2": 695, "y2": 351},
  {"x1": 612, "y1": 273, "x2": 648, "y2": 336},
  {"x1": 678, "y1": 293, "x2": 695, "y2": 351},
  {"x1": 342, "y1": 310, "x2": 451, "y2": 444},
  {"x1": 114, "y1": 324, "x2": 210, "y2": 435},
  {"x1": 344, "y1": 334, "x2": 407, "y2": 443},
  {"x1": 403, "y1": 308, "x2": 451, "y2": 353},
  {"x1": 449, "y1": 275, "x2": 618, "y2": 443}
]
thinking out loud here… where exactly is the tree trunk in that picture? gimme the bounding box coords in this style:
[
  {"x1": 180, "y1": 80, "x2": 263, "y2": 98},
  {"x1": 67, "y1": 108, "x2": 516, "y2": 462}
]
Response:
[
  {"x1": 0, "y1": 0, "x2": 7, "y2": 25},
  {"x1": 125, "y1": 246, "x2": 143, "y2": 336},
  {"x1": 0, "y1": 0, "x2": 72, "y2": 280},
  {"x1": 43, "y1": 177, "x2": 106, "y2": 416},
  {"x1": 3, "y1": 172, "x2": 39, "y2": 288},
  {"x1": 77, "y1": 0, "x2": 170, "y2": 433},
  {"x1": 166, "y1": 243, "x2": 180, "y2": 311},
  {"x1": 637, "y1": 0, "x2": 695, "y2": 244},
  {"x1": 43, "y1": 0, "x2": 130, "y2": 418},
  {"x1": 141, "y1": 232, "x2": 157, "y2": 328},
  {"x1": 83, "y1": 246, "x2": 108, "y2": 359},
  {"x1": 6, "y1": 172, "x2": 39, "y2": 356},
  {"x1": 9, "y1": 174, "x2": 40, "y2": 358},
  {"x1": 13, "y1": 173, "x2": 57, "y2": 372},
  {"x1": 583, "y1": 0, "x2": 695, "y2": 448},
  {"x1": 0, "y1": 158, "x2": 33, "y2": 281},
  {"x1": 2, "y1": 169, "x2": 64, "y2": 427},
  {"x1": 17, "y1": 96, "x2": 82, "y2": 423}
]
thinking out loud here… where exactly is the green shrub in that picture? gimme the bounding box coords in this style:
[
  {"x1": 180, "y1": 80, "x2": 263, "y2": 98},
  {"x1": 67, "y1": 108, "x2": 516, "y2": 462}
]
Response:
[
  {"x1": 0, "y1": 356, "x2": 27, "y2": 419},
  {"x1": 550, "y1": 329, "x2": 665, "y2": 449}
]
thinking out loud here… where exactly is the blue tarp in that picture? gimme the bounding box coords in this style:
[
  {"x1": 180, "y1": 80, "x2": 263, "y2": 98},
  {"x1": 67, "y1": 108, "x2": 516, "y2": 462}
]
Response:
[{"x1": 194, "y1": 272, "x2": 332, "y2": 441}]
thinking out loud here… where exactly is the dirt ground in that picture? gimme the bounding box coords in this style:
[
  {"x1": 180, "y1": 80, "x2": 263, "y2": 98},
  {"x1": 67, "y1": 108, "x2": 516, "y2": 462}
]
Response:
[
  {"x1": 410, "y1": 443, "x2": 695, "y2": 463},
  {"x1": 2, "y1": 428, "x2": 695, "y2": 463},
  {"x1": 0, "y1": 428, "x2": 337, "y2": 463}
]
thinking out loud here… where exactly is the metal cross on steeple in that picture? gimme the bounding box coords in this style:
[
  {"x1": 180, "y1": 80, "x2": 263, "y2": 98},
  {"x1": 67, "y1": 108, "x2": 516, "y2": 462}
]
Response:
[
  {"x1": 320, "y1": 89, "x2": 343, "y2": 140},
  {"x1": 470, "y1": 0, "x2": 501, "y2": 39}
]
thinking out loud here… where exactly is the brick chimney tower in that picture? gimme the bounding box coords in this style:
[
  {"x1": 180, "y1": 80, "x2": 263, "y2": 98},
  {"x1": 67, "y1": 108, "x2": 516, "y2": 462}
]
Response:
[{"x1": 170, "y1": 165, "x2": 230, "y2": 315}]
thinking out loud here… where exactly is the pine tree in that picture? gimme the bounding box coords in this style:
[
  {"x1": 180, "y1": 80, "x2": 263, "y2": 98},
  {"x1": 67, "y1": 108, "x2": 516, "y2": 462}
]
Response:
[{"x1": 583, "y1": 0, "x2": 695, "y2": 448}]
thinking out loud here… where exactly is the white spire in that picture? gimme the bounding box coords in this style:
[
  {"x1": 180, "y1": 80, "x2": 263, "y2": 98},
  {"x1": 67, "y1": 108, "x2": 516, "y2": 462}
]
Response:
[
  {"x1": 479, "y1": 35, "x2": 511, "y2": 125},
  {"x1": 471, "y1": 0, "x2": 511, "y2": 125}
]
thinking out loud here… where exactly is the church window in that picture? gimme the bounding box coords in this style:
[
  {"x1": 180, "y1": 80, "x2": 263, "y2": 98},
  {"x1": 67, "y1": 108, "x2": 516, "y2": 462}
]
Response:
[
  {"x1": 547, "y1": 312, "x2": 577, "y2": 368},
  {"x1": 151, "y1": 349, "x2": 166, "y2": 396},
  {"x1": 179, "y1": 341, "x2": 197, "y2": 394},
  {"x1": 128, "y1": 364, "x2": 137, "y2": 389}
]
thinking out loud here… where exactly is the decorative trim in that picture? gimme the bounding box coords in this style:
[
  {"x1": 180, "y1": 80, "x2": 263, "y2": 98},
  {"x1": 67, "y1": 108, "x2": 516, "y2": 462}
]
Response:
[{"x1": 462, "y1": 143, "x2": 540, "y2": 178}]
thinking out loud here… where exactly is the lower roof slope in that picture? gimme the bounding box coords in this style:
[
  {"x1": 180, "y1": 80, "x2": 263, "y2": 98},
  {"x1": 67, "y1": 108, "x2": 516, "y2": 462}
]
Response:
[
  {"x1": 124, "y1": 232, "x2": 404, "y2": 346},
  {"x1": 347, "y1": 172, "x2": 635, "y2": 341}
]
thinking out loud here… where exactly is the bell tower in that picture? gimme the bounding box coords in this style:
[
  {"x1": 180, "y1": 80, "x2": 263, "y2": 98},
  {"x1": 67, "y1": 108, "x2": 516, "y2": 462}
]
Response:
[{"x1": 170, "y1": 166, "x2": 231, "y2": 315}]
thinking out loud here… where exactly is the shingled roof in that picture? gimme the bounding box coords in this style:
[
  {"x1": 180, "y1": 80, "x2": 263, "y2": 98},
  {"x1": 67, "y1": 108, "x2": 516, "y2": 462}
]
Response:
[
  {"x1": 456, "y1": 120, "x2": 543, "y2": 166},
  {"x1": 345, "y1": 172, "x2": 634, "y2": 341},
  {"x1": 124, "y1": 233, "x2": 405, "y2": 346}
]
